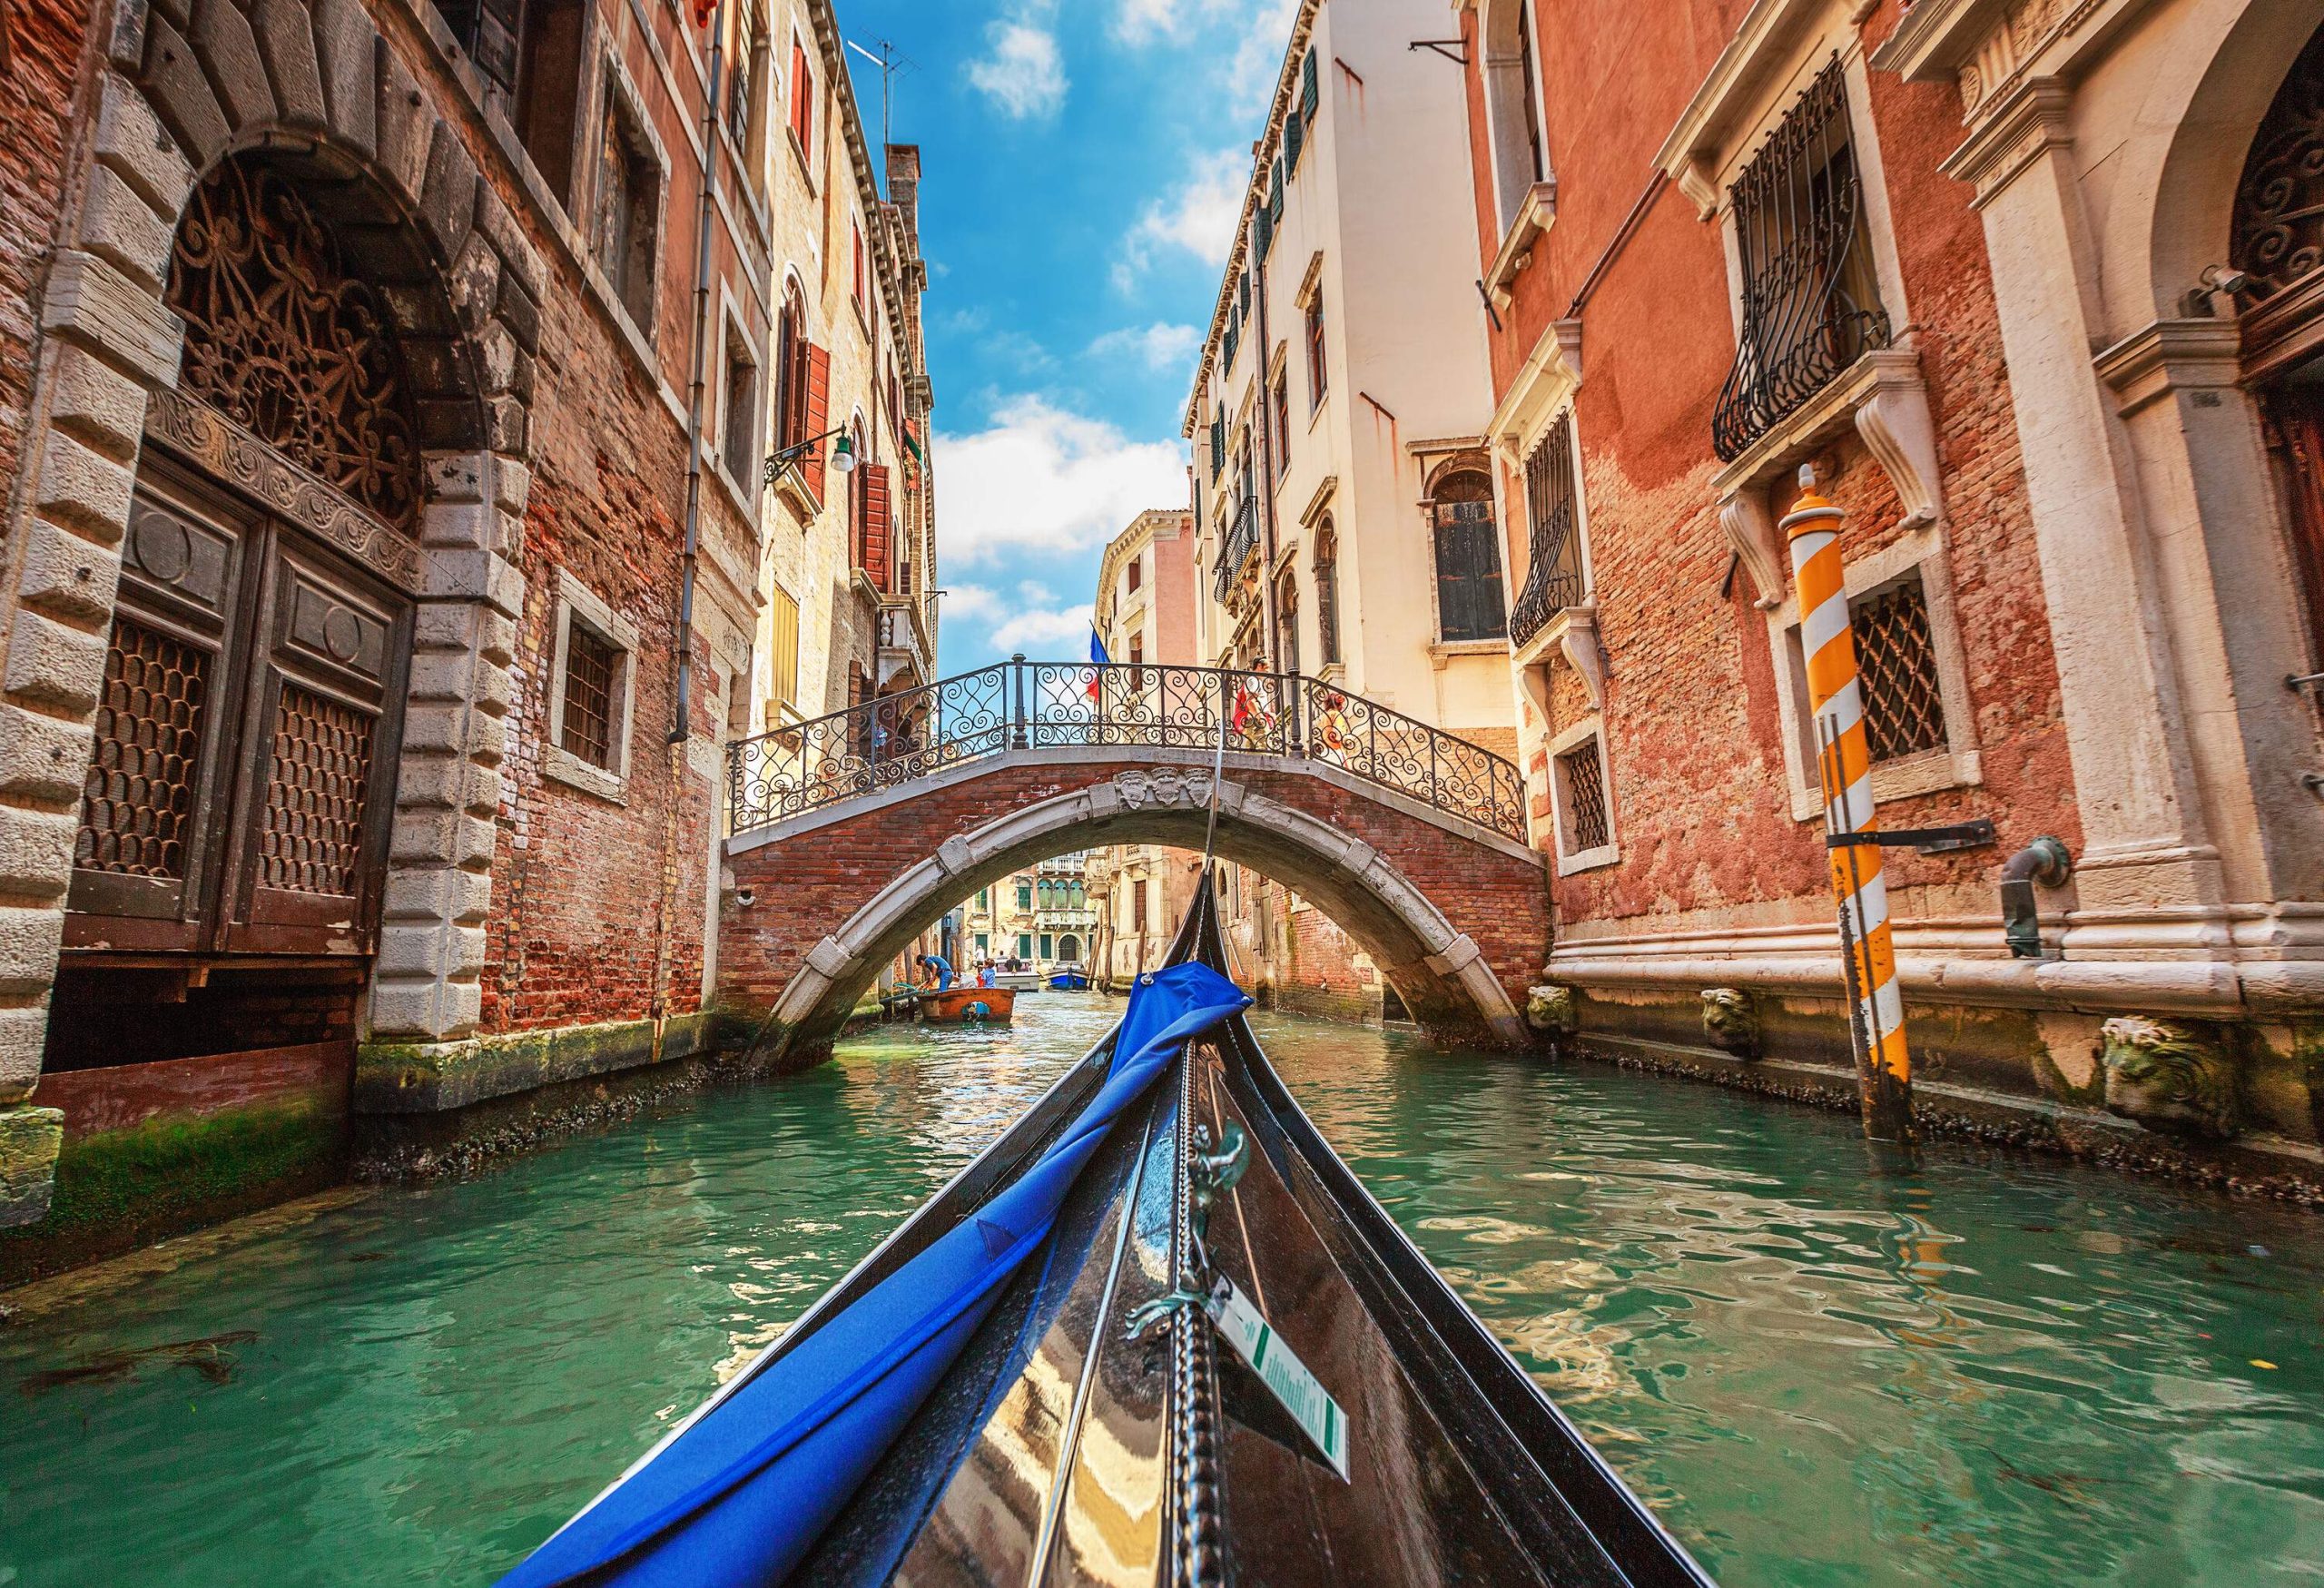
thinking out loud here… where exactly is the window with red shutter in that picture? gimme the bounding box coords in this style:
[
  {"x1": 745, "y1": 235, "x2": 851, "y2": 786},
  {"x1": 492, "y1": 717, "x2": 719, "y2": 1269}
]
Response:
[
  {"x1": 788, "y1": 38, "x2": 812, "y2": 161},
  {"x1": 859, "y1": 463, "x2": 892, "y2": 587},
  {"x1": 800, "y1": 341, "x2": 832, "y2": 498}
]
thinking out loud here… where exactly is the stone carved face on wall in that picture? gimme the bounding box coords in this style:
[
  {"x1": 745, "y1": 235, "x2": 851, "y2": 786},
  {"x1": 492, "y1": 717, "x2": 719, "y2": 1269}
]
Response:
[
  {"x1": 2099, "y1": 1016, "x2": 2239, "y2": 1139},
  {"x1": 1701, "y1": 987, "x2": 1762, "y2": 1060}
]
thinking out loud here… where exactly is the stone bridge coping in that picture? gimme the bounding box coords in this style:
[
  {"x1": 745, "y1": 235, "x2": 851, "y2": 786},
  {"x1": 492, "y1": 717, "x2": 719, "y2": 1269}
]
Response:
[{"x1": 726, "y1": 745, "x2": 1548, "y2": 867}]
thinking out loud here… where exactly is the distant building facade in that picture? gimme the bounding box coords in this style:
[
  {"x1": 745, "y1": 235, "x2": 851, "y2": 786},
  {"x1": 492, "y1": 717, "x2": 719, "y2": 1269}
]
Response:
[
  {"x1": 962, "y1": 854, "x2": 1092, "y2": 971},
  {"x1": 1181, "y1": 0, "x2": 1512, "y2": 760}
]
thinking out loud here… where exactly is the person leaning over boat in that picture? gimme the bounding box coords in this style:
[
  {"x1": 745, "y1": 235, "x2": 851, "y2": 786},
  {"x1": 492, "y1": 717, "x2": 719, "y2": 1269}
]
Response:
[{"x1": 919, "y1": 953, "x2": 954, "y2": 993}]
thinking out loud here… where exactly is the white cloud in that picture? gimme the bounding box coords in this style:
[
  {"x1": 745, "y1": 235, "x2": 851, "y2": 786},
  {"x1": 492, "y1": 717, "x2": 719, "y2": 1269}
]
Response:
[
  {"x1": 935, "y1": 395, "x2": 1187, "y2": 568},
  {"x1": 990, "y1": 601, "x2": 1097, "y2": 654},
  {"x1": 1111, "y1": 0, "x2": 1295, "y2": 116},
  {"x1": 1116, "y1": 149, "x2": 1247, "y2": 291},
  {"x1": 941, "y1": 584, "x2": 1005, "y2": 624},
  {"x1": 1088, "y1": 322, "x2": 1201, "y2": 373},
  {"x1": 969, "y1": 9, "x2": 1068, "y2": 120},
  {"x1": 1225, "y1": 0, "x2": 1299, "y2": 116}
]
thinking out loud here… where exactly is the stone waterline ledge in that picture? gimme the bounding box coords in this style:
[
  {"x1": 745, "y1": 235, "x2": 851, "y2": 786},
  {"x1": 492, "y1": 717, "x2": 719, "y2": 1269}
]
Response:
[{"x1": 355, "y1": 1012, "x2": 725, "y2": 1116}]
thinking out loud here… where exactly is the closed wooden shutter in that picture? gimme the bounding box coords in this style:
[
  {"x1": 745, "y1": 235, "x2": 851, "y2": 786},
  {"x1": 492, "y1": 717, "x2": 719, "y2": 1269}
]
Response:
[
  {"x1": 766, "y1": 583, "x2": 799, "y2": 714},
  {"x1": 1300, "y1": 48, "x2": 1318, "y2": 121},
  {"x1": 1433, "y1": 498, "x2": 1508, "y2": 643},
  {"x1": 859, "y1": 463, "x2": 892, "y2": 588},
  {"x1": 801, "y1": 341, "x2": 831, "y2": 499}
]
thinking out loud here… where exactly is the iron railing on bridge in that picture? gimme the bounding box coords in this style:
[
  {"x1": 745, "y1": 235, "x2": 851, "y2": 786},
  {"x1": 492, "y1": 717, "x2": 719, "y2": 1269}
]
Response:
[{"x1": 727, "y1": 659, "x2": 1528, "y2": 841}]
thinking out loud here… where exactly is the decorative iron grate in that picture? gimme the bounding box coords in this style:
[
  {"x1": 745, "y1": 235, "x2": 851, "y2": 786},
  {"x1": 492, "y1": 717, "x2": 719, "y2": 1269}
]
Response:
[
  {"x1": 78, "y1": 619, "x2": 210, "y2": 879},
  {"x1": 261, "y1": 683, "x2": 375, "y2": 896},
  {"x1": 1557, "y1": 739, "x2": 1610, "y2": 853},
  {"x1": 562, "y1": 624, "x2": 620, "y2": 769},
  {"x1": 1511, "y1": 415, "x2": 1585, "y2": 646},
  {"x1": 2231, "y1": 24, "x2": 2324, "y2": 299},
  {"x1": 1711, "y1": 56, "x2": 1891, "y2": 462},
  {"x1": 165, "y1": 158, "x2": 420, "y2": 525},
  {"x1": 1852, "y1": 577, "x2": 1947, "y2": 763}
]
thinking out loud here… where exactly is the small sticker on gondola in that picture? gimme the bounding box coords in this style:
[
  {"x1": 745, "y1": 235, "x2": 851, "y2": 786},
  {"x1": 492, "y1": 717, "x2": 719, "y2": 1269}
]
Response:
[{"x1": 1206, "y1": 1277, "x2": 1350, "y2": 1481}]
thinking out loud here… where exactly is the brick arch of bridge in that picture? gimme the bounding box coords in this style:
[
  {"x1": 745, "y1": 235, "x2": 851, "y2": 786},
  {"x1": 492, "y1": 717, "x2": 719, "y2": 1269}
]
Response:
[{"x1": 718, "y1": 751, "x2": 1552, "y2": 1068}]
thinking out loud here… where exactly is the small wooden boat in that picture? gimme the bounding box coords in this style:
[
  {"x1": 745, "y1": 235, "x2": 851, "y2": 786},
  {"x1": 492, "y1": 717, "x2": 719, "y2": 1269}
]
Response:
[
  {"x1": 500, "y1": 878, "x2": 1713, "y2": 1588},
  {"x1": 915, "y1": 985, "x2": 1016, "y2": 1026},
  {"x1": 1047, "y1": 966, "x2": 1091, "y2": 991}
]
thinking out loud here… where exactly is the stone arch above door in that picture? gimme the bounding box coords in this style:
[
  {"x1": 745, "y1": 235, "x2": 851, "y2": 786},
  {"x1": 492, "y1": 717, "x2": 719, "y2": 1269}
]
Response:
[{"x1": 7, "y1": 0, "x2": 555, "y2": 1099}]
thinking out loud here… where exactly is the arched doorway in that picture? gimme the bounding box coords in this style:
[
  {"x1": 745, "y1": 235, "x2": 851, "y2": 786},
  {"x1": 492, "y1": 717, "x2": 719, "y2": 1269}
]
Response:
[
  {"x1": 44, "y1": 151, "x2": 452, "y2": 1072},
  {"x1": 1056, "y1": 933, "x2": 1081, "y2": 964},
  {"x1": 2236, "y1": 21, "x2": 2324, "y2": 679}
]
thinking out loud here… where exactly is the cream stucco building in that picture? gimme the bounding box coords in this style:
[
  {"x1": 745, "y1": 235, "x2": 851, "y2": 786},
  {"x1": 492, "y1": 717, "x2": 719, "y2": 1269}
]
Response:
[{"x1": 1182, "y1": 0, "x2": 1514, "y2": 759}]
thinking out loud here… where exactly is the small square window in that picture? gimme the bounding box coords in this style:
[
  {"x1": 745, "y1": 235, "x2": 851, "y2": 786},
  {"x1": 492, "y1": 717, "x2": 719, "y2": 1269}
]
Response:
[
  {"x1": 1851, "y1": 573, "x2": 1948, "y2": 764},
  {"x1": 547, "y1": 570, "x2": 639, "y2": 800},
  {"x1": 1551, "y1": 731, "x2": 1615, "y2": 869},
  {"x1": 561, "y1": 623, "x2": 620, "y2": 769}
]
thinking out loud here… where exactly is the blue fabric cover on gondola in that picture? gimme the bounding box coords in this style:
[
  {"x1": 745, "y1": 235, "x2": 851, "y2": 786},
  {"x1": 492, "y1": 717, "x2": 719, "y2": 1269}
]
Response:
[{"x1": 498, "y1": 961, "x2": 1250, "y2": 1588}]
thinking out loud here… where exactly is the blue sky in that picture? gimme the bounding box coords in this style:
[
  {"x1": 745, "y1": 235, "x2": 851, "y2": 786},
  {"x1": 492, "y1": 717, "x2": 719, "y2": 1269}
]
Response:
[{"x1": 835, "y1": 0, "x2": 1295, "y2": 672}]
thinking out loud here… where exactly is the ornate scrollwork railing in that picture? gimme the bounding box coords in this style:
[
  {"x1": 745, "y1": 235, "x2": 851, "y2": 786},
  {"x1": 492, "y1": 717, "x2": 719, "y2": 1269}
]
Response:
[
  {"x1": 727, "y1": 659, "x2": 1528, "y2": 841},
  {"x1": 1710, "y1": 55, "x2": 1892, "y2": 463}
]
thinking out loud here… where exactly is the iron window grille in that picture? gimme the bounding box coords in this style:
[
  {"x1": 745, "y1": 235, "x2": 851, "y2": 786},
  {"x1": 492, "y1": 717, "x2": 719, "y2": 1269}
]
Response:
[
  {"x1": 1511, "y1": 413, "x2": 1586, "y2": 646},
  {"x1": 1850, "y1": 573, "x2": 1948, "y2": 762},
  {"x1": 1711, "y1": 55, "x2": 1891, "y2": 463},
  {"x1": 561, "y1": 622, "x2": 621, "y2": 769},
  {"x1": 1557, "y1": 739, "x2": 1610, "y2": 853}
]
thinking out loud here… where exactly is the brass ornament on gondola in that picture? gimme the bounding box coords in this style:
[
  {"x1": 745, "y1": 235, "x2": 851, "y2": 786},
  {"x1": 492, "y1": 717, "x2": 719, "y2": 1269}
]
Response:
[{"x1": 163, "y1": 160, "x2": 420, "y2": 527}]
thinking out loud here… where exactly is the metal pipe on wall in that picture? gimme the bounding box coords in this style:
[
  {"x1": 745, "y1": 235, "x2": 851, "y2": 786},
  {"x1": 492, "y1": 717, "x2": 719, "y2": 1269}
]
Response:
[{"x1": 671, "y1": 0, "x2": 729, "y2": 745}]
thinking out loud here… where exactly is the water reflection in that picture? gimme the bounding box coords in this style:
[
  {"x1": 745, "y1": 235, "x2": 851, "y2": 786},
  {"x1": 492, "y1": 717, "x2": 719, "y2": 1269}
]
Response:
[
  {"x1": 0, "y1": 993, "x2": 2316, "y2": 1588},
  {"x1": 1258, "y1": 1010, "x2": 2324, "y2": 1586}
]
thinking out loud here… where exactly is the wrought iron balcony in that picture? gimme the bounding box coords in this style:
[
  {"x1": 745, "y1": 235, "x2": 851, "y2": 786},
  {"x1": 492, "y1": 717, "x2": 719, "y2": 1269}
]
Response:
[
  {"x1": 1709, "y1": 56, "x2": 1892, "y2": 464},
  {"x1": 1213, "y1": 497, "x2": 1261, "y2": 604},
  {"x1": 728, "y1": 659, "x2": 1528, "y2": 841}
]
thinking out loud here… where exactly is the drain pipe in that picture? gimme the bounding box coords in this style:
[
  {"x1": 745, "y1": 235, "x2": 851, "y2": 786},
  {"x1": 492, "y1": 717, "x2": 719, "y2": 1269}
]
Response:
[
  {"x1": 1999, "y1": 836, "x2": 2072, "y2": 960},
  {"x1": 671, "y1": 0, "x2": 729, "y2": 745}
]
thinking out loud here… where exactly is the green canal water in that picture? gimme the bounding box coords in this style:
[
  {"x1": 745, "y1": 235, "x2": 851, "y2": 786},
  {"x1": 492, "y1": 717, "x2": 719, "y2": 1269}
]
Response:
[{"x1": 4, "y1": 994, "x2": 2320, "y2": 1586}]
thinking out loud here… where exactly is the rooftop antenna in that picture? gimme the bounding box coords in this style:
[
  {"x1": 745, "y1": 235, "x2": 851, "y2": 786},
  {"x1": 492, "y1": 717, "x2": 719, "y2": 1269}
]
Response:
[{"x1": 846, "y1": 36, "x2": 913, "y2": 163}]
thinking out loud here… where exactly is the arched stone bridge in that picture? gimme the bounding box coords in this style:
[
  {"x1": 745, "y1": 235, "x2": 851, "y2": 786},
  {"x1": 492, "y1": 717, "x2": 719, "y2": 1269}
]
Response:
[{"x1": 716, "y1": 661, "x2": 1551, "y2": 1068}]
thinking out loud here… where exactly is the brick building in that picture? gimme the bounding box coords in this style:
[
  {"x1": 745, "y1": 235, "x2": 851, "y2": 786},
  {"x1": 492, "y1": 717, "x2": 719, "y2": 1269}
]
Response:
[
  {"x1": 1458, "y1": 0, "x2": 2323, "y2": 1154},
  {"x1": 0, "y1": 0, "x2": 932, "y2": 1265}
]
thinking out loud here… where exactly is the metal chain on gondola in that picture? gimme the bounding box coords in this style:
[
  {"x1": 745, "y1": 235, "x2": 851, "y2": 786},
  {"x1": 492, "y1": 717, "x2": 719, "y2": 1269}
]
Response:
[{"x1": 1166, "y1": 1050, "x2": 1226, "y2": 1586}]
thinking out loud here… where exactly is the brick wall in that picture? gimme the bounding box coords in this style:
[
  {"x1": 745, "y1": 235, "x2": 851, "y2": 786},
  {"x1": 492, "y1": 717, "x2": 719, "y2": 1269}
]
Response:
[
  {"x1": 719, "y1": 759, "x2": 1551, "y2": 1050},
  {"x1": 1468, "y1": 0, "x2": 2077, "y2": 939}
]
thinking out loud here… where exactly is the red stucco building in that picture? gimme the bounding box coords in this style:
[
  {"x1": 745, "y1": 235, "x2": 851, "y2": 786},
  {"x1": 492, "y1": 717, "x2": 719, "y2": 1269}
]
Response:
[{"x1": 1456, "y1": 0, "x2": 2324, "y2": 1173}]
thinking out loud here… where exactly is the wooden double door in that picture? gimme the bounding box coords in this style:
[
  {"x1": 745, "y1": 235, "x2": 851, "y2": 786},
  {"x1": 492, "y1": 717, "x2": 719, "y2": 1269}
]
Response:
[{"x1": 66, "y1": 459, "x2": 412, "y2": 962}]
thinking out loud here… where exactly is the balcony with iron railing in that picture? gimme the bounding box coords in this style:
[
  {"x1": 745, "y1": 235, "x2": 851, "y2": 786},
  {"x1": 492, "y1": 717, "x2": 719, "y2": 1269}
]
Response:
[{"x1": 1510, "y1": 512, "x2": 1587, "y2": 650}]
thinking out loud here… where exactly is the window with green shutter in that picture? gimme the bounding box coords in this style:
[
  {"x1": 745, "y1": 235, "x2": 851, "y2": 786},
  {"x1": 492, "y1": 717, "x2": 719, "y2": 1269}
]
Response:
[
  {"x1": 1300, "y1": 48, "x2": 1318, "y2": 122},
  {"x1": 1269, "y1": 161, "x2": 1285, "y2": 223},
  {"x1": 1286, "y1": 109, "x2": 1305, "y2": 173}
]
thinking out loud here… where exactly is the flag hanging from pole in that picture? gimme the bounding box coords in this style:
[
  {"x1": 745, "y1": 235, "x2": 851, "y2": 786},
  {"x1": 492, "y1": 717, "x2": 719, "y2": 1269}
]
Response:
[{"x1": 1086, "y1": 628, "x2": 1108, "y2": 704}]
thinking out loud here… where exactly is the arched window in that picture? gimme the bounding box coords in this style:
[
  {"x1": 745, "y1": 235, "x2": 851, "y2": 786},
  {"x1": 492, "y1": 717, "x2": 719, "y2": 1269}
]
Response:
[
  {"x1": 1481, "y1": 0, "x2": 1551, "y2": 228},
  {"x1": 774, "y1": 281, "x2": 808, "y2": 451},
  {"x1": 1275, "y1": 567, "x2": 1300, "y2": 676},
  {"x1": 1314, "y1": 518, "x2": 1341, "y2": 666},
  {"x1": 1427, "y1": 461, "x2": 1507, "y2": 642}
]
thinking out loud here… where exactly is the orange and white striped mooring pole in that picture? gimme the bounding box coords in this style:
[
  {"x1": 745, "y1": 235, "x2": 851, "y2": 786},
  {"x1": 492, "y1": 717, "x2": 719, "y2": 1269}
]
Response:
[{"x1": 1783, "y1": 468, "x2": 1916, "y2": 1149}]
